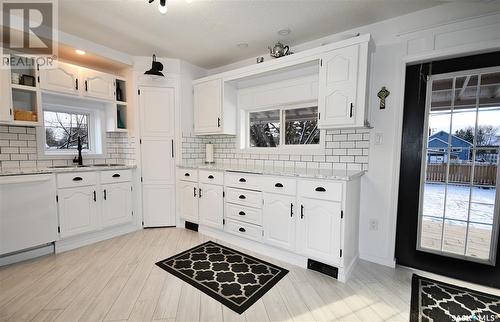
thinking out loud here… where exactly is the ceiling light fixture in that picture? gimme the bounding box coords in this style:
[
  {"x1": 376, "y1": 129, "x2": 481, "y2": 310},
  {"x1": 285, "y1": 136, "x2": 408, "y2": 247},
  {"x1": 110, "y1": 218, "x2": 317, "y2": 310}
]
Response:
[
  {"x1": 148, "y1": 0, "x2": 168, "y2": 14},
  {"x1": 144, "y1": 54, "x2": 165, "y2": 77},
  {"x1": 278, "y1": 28, "x2": 291, "y2": 36},
  {"x1": 75, "y1": 49, "x2": 86, "y2": 55}
]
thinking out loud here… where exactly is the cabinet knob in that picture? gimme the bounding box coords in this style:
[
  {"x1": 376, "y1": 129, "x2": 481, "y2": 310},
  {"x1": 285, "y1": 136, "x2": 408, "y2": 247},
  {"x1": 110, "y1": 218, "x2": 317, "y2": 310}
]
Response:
[
  {"x1": 315, "y1": 187, "x2": 326, "y2": 192},
  {"x1": 72, "y1": 177, "x2": 83, "y2": 181},
  {"x1": 112, "y1": 173, "x2": 121, "y2": 178},
  {"x1": 238, "y1": 227, "x2": 246, "y2": 233},
  {"x1": 239, "y1": 178, "x2": 246, "y2": 182},
  {"x1": 208, "y1": 175, "x2": 214, "y2": 179},
  {"x1": 238, "y1": 211, "x2": 246, "y2": 216},
  {"x1": 239, "y1": 195, "x2": 246, "y2": 199},
  {"x1": 275, "y1": 183, "x2": 283, "y2": 188},
  {"x1": 184, "y1": 173, "x2": 190, "y2": 177}
]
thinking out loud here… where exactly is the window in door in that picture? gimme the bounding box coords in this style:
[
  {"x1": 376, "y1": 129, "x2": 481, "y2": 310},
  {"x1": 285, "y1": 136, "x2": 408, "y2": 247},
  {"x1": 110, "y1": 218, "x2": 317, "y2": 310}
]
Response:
[{"x1": 418, "y1": 68, "x2": 500, "y2": 264}]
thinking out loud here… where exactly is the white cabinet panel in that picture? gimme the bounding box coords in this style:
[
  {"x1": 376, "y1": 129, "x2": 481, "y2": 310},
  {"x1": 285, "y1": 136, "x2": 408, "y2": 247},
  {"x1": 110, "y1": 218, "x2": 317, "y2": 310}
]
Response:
[
  {"x1": 225, "y1": 202, "x2": 262, "y2": 226},
  {"x1": 0, "y1": 69, "x2": 12, "y2": 122},
  {"x1": 318, "y1": 44, "x2": 359, "y2": 128},
  {"x1": 297, "y1": 197, "x2": 342, "y2": 265},
  {"x1": 194, "y1": 78, "x2": 222, "y2": 134},
  {"x1": 178, "y1": 181, "x2": 199, "y2": 223},
  {"x1": 225, "y1": 187, "x2": 262, "y2": 208},
  {"x1": 39, "y1": 62, "x2": 80, "y2": 95},
  {"x1": 225, "y1": 219, "x2": 262, "y2": 241},
  {"x1": 143, "y1": 184, "x2": 175, "y2": 227},
  {"x1": 82, "y1": 70, "x2": 115, "y2": 101},
  {"x1": 101, "y1": 182, "x2": 133, "y2": 228},
  {"x1": 199, "y1": 183, "x2": 224, "y2": 229},
  {"x1": 263, "y1": 194, "x2": 296, "y2": 251},
  {"x1": 140, "y1": 87, "x2": 175, "y2": 138},
  {"x1": 141, "y1": 138, "x2": 174, "y2": 185},
  {"x1": 58, "y1": 186, "x2": 98, "y2": 238}
]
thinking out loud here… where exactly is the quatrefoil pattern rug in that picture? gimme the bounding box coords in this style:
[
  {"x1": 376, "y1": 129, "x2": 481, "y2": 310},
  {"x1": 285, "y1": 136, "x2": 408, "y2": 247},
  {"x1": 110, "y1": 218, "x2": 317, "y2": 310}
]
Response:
[
  {"x1": 410, "y1": 274, "x2": 500, "y2": 322},
  {"x1": 155, "y1": 241, "x2": 288, "y2": 314}
]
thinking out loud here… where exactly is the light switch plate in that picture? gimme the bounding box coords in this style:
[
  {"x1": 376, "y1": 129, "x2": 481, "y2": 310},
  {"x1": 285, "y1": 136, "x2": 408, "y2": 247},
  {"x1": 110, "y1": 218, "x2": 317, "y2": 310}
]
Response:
[{"x1": 375, "y1": 133, "x2": 383, "y2": 145}]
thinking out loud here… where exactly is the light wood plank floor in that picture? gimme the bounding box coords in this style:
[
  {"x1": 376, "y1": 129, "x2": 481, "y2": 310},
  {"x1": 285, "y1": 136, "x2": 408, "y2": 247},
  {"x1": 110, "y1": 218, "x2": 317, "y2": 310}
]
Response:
[{"x1": 0, "y1": 227, "x2": 460, "y2": 321}]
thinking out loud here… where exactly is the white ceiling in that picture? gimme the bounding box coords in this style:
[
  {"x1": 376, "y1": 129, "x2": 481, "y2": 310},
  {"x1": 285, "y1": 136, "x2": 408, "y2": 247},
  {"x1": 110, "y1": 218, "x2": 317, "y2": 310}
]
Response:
[{"x1": 58, "y1": 0, "x2": 444, "y2": 69}]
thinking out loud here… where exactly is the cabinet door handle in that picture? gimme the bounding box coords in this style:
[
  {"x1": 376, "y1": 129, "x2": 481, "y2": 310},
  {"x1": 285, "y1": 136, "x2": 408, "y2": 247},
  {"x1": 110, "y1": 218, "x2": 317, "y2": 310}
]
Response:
[
  {"x1": 350, "y1": 103, "x2": 353, "y2": 118},
  {"x1": 315, "y1": 187, "x2": 326, "y2": 192},
  {"x1": 290, "y1": 203, "x2": 294, "y2": 217},
  {"x1": 184, "y1": 173, "x2": 190, "y2": 177},
  {"x1": 239, "y1": 195, "x2": 246, "y2": 199},
  {"x1": 93, "y1": 191, "x2": 96, "y2": 202},
  {"x1": 238, "y1": 227, "x2": 246, "y2": 233},
  {"x1": 193, "y1": 187, "x2": 197, "y2": 197},
  {"x1": 112, "y1": 173, "x2": 121, "y2": 178},
  {"x1": 72, "y1": 177, "x2": 83, "y2": 181},
  {"x1": 238, "y1": 211, "x2": 246, "y2": 216},
  {"x1": 199, "y1": 188, "x2": 202, "y2": 198},
  {"x1": 208, "y1": 175, "x2": 214, "y2": 179},
  {"x1": 171, "y1": 140, "x2": 174, "y2": 158},
  {"x1": 275, "y1": 183, "x2": 283, "y2": 188},
  {"x1": 103, "y1": 189, "x2": 107, "y2": 200},
  {"x1": 75, "y1": 79, "x2": 78, "y2": 90},
  {"x1": 239, "y1": 178, "x2": 246, "y2": 182},
  {"x1": 217, "y1": 117, "x2": 221, "y2": 128},
  {"x1": 301, "y1": 205, "x2": 304, "y2": 219},
  {"x1": 85, "y1": 80, "x2": 88, "y2": 91}
]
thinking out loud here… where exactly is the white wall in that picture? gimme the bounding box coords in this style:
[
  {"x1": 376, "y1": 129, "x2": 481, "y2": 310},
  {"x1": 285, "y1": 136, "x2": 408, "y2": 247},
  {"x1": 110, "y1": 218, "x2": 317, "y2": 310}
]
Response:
[{"x1": 205, "y1": 2, "x2": 500, "y2": 266}]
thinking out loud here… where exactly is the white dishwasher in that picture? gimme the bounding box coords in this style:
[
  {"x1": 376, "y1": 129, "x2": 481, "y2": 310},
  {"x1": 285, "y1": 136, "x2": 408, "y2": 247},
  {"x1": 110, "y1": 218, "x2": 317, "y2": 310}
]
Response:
[{"x1": 0, "y1": 174, "x2": 58, "y2": 256}]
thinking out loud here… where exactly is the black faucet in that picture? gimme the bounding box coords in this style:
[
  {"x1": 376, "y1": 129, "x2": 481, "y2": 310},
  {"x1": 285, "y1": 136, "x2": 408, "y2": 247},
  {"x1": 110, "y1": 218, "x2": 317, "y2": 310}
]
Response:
[{"x1": 73, "y1": 136, "x2": 83, "y2": 166}]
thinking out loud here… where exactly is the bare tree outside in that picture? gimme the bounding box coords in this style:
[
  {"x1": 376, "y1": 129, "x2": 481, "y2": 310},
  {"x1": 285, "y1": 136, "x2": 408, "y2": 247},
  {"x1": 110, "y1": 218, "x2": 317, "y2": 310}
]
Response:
[{"x1": 44, "y1": 111, "x2": 89, "y2": 150}]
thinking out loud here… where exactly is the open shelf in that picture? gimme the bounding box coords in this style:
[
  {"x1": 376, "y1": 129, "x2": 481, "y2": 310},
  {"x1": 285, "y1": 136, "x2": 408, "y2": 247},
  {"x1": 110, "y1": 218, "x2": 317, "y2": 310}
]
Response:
[
  {"x1": 12, "y1": 88, "x2": 39, "y2": 123},
  {"x1": 10, "y1": 55, "x2": 37, "y2": 88},
  {"x1": 116, "y1": 104, "x2": 127, "y2": 130},
  {"x1": 115, "y1": 78, "x2": 127, "y2": 103}
]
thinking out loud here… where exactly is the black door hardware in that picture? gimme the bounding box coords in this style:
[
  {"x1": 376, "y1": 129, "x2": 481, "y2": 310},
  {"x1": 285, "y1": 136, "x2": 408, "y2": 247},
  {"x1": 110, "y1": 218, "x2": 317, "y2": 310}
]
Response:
[
  {"x1": 350, "y1": 103, "x2": 353, "y2": 118},
  {"x1": 290, "y1": 203, "x2": 294, "y2": 217},
  {"x1": 184, "y1": 173, "x2": 190, "y2": 177},
  {"x1": 238, "y1": 211, "x2": 246, "y2": 216},
  {"x1": 112, "y1": 174, "x2": 121, "y2": 178},
  {"x1": 275, "y1": 183, "x2": 283, "y2": 188},
  {"x1": 199, "y1": 188, "x2": 202, "y2": 198},
  {"x1": 315, "y1": 187, "x2": 326, "y2": 192},
  {"x1": 239, "y1": 195, "x2": 246, "y2": 199},
  {"x1": 193, "y1": 187, "x2": 197, "y2": 197},
  {"x1": 93, "y1": 191, "x2": 96, "y2": 202},
  {"x1": 239, "y1": 178, "x2": 246, "y2": 182},
  {"x1": 239, "y1": 227, "x2": 246, "y2": 232},
  {"x1": 85, "y1": 80, "x2": 88, "y2": 91},
  {"x1": 72, "y1": 177, "x2": 83, "y2": 181},
  {"x1": 208, "y1": 175, "x2": 214, "y2": 179},
  {"x1": 104, "y1": 189, "x2": 107, "y2": 200},
  {"x1": 301, "y1": 205, "x2": 304, "y2": 219}
]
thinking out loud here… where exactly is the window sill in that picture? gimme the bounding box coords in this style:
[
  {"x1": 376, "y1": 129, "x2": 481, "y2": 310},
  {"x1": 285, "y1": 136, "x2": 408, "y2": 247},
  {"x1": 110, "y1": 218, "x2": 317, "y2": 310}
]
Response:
[{"x1": 37, "y1": 152, "x2": 106, "y2": 160}]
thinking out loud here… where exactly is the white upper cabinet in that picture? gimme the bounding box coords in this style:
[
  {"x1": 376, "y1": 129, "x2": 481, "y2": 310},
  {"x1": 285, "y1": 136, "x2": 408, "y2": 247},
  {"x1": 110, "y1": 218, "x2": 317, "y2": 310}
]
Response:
[
  {"x1": 39, "y1": 61, "x2": 80, "y2": 95},
  {"x1": 0, "y1": 69, "x2": 12, "y2": 122},
  {"x1": 318, "y1": 42, "x2": 369, "y2": 128},
  {"x1": 194, "y1": 78, "x2": 222, "y2": 134},
  {"x1": 82, "y1": 69, "x2": 115, "y2": 101}
]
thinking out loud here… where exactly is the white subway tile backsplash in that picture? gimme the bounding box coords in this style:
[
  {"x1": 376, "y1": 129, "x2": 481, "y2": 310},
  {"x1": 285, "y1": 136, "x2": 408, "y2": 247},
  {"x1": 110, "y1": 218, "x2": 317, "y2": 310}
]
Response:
[
  {"x1": 0, "y1": 126, "x2": 136, "y2": 171},
  {"x1": 181, "y1": 128, "x2": 370, "y2": 171}
]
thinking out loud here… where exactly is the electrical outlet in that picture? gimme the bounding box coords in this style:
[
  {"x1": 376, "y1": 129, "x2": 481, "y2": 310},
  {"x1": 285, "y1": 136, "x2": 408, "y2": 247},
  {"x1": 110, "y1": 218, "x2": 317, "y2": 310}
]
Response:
[{"x1": 369, "y1": 219, "x2": 379, "y2": 231}]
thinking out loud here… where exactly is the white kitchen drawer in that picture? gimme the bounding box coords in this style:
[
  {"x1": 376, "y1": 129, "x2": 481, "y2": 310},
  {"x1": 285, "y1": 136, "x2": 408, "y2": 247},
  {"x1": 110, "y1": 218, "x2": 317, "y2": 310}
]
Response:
[
  {"x1": 298, "y1": 179, "x2": 343, "y2": 202},
  {"x1": 177, "y1": 168, "x2": 198, "y2": 182},
  {"x1": 261, "y1": 176, "x2": 297, "y2": 195},
  {"x1": 226, "y1": 187, "x2": 262, "y2": 208},
  {"x1": 225, "y1": 202, "x2": 262, "y2": 226},
  {"x1": 199, "y1": 169, "x2": 223, "y2": 185},
  {"x1": 57, "y1": 172, "x2": 97, "y2": 188},
  {"x1": 100, "y1": 169, "x2": 132, "y2": 184},
  {"x1": 224, "y1": 172, "x2": 262, "y2": 190},
  {"x1": 224, "y1": 219, "x2": 262, "y2": 241}
]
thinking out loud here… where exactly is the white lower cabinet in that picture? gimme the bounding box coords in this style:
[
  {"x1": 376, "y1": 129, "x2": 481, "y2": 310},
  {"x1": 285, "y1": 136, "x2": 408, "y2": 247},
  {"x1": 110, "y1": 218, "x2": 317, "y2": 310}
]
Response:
[
  {"x1": 263, "y1": 193, "x2": 296, "y2": 251},
  {"x1": 58, "y1": 186, "x2": 98, "y2": 238},
  {"x1": 102, "y1": 182, "x2": 133, "y2": 228},
  {"x1": 199, "y1": 183, "x2": 224, "y2": 229},
  {"x1": 297, "y1": 197, "x2": 342, "y2": 265},
  {"x1": 178, "y1": 180, "x2": 199, "y2": 223},
  {"x1": 56, "y1": 169, "x2": 134, "y2": 239}
]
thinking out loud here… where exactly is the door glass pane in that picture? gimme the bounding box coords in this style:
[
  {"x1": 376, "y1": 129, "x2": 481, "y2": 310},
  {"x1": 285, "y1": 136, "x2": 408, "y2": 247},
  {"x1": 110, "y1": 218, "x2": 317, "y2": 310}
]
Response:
[{"x1": 418, "y1": 69, "x2": 500, "y2": 263}]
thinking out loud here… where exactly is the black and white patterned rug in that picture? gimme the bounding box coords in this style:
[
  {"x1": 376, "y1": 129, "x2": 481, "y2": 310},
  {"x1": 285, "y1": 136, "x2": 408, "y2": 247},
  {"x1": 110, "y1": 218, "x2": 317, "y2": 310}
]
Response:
[
  {"x1": 155, "y1": 241, "x2": 288, "y2": 314},
  {"x1": 410, "y1": 274, "x2": 500, "y2": 322}
]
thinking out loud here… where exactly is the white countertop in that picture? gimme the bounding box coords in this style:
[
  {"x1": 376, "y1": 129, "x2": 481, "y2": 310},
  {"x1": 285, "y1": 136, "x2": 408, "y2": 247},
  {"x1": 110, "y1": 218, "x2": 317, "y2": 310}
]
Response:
[
  {"x1": 0, "y1": 164, "x2": 137, "y2": 177},
  {"x1": 177, "y1": 162, "x2": 365, "y2": 181}
]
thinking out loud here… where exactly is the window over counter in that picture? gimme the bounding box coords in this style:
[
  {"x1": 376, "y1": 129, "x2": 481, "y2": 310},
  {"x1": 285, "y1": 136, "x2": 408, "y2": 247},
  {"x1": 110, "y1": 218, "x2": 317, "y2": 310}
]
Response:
[
  {"x1": 244, "y1": 102, "x2": 323, "y2": 152},
  {"x1": 36, "y1": 94, "x2": 106, "y2": 158}
]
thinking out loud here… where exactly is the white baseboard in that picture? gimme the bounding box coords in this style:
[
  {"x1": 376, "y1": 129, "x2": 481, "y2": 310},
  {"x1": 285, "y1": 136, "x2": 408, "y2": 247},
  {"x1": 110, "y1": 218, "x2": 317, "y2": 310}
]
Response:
[
  {"x1": 0, "y1": 244, "x2": 54, "y2": 266},
  {"x1": 359, "y1": 252, "x2": 396, "y2": 267},
  {"x1": 55, "y1": 223, "x2": 141, "y2": 253}
]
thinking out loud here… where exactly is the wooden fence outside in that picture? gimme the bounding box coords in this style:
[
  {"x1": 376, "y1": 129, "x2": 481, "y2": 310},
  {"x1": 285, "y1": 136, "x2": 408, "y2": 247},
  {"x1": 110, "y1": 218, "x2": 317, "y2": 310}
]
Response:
[{"x1": 426, "y1": 163, "x2": 497, "y2": 185}]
